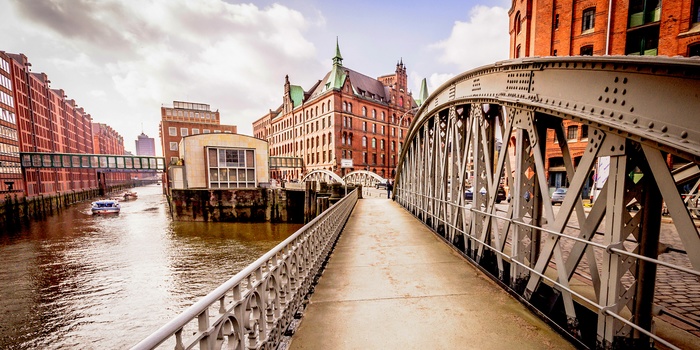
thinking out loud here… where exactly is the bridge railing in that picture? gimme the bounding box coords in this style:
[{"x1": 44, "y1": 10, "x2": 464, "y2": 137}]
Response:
[{"x1": 131, "y1": 188, "x2": 358, "y2": 350}]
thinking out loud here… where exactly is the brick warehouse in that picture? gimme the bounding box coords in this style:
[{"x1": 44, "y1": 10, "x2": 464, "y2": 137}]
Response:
[
  {"x1": 510, "y1": 0, "x2": 700, "y2": 57},
  {"x1": 253, "y1": 41, "x2": 429, "y2": 181},
  {"x1": 508, "y1": 0, "x2": 700, "y2": 195},
  {"x1": 2, "y1": 51, "x2": 129, "y2": 198}
]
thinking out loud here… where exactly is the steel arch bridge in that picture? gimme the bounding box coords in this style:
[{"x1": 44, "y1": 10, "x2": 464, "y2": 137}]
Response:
[
  {"x1": 301, "y1": 169, "x2": 345, "y2": 185},
  {"x1": 342, "y1": 170, "x2": 385, "y2": 187},
  {"x1": 394, "y1": 56, "x2": 700, "y2": 349}
]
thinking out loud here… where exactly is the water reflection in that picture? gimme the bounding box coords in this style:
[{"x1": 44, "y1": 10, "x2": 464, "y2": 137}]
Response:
[{"x1": 0, "y1": 184, "x2": 301, "y2": 349}]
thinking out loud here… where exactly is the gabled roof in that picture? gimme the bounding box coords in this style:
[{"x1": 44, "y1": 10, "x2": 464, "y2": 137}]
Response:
[{"x1": 309, "y1": 66, "x2": 388, "y2": 104}]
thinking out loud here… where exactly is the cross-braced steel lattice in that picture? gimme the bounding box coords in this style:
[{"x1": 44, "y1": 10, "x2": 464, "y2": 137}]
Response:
[{"x1": 394, "y1": 56, "x2": 700, "y2": 350}]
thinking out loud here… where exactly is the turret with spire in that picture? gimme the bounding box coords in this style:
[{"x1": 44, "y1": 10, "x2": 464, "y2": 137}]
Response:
[{"x1": 327, "y1": 37, "x2": 346, "y2": 90}]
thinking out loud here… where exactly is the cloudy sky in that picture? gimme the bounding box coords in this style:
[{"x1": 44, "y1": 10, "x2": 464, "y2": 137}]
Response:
[{"x1": 1, "y1": 0, "x2": 511, "y2": 155}]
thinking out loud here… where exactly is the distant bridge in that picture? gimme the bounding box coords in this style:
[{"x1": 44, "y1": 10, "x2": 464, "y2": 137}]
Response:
[{"x1": 20, "y1": 152, "x2": 166, "y2": 171}]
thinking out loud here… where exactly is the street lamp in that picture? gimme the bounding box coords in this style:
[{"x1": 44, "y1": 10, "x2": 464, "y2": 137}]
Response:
[{"x1": 396, "y1": 106, "x2": 420, "y2": 156}]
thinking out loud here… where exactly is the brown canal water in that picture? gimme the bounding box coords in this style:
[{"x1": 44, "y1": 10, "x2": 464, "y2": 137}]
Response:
[{"x1": 0, "y1": 184, "x2": 302, "y2": 349}]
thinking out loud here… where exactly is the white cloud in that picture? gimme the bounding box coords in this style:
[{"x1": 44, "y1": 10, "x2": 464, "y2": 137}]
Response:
[
  {"x1": 430, "y1": 5, "x2": 509, "y2": 71},
  {"x1": 2, "y1": 0, "x2": 325, "y2": 153}
]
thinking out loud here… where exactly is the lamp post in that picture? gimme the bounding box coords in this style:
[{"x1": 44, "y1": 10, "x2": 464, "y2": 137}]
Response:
[{"x1": 395, "y1": 106, "x2": 419, "y2": 162}]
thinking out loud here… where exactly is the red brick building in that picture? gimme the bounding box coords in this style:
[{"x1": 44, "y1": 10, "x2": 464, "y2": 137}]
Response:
[
  {"x1": 0, "y1": 51, "x2": 21, "y2": 196},
  {"x1": 9, "y1": 53, "x2": 100, "y2": 196},
  {"x1": 253, "y1": 41, "x2": 428, "y2": 181},
  {"x1": 2, "y1": 51, "x2": 132, "y2": 198},
  {"x1": 508, "y1": 0, "x2": 700, "y2": 195},
  {"x1": 93, "y1": 123, "x2": 128, "y2": 186},
  {"x1": 510, "y1": 0, "x2": 700, "y2": 57},
  {"x1": 159, "y1": 101, "x2": 237, "y2": 165}
]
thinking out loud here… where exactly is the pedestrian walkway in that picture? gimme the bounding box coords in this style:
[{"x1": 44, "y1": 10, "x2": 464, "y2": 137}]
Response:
[{"x1": 289, "y1": 198, "x2": 574, "y2": 350}]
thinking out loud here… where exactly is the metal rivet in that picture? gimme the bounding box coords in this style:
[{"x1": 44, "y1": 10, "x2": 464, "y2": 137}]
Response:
[
  {"x1": 614, "y1": 77, "x2": 619, "y2": 83},
  {"x1": 613, "y1": 98, "x2": 617, "y2": 104},
  {"x1": 661, "y1": 126, "x2": 667, "y2": 133},
  {"x1": 648, "y1": 122, "x2": 654, "y2": 129},
  {"x1": 681, "y1": 131, "x2": 688, "y2": 138},
  {"x1": 623, "y1": 77, "x2": 628, "y2": 84},
  {"x1": 605, "y1": 87, "x2": 609, "y2": 92}
]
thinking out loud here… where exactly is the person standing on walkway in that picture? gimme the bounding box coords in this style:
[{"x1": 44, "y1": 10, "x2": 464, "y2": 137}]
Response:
[{"x1": 387, "y1": 180, "x2": 393, "y2": 198}]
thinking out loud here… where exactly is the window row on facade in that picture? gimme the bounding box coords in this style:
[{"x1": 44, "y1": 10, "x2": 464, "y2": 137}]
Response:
[
  {"x1": 1, "y1": 90, "x2": 14, "y2": 107},
  {"x1": 0, "y1": 74, "x2": 12, "y2": 91},
  {"x1": 168, "y1": 126, "x2": 228, "y2": 137},
  {"x1": 0, "y1": 142, "x2": 20, "y2": 156},
  {"x1": 165, "y1": 108, "x2": 216, "y2": 120}
]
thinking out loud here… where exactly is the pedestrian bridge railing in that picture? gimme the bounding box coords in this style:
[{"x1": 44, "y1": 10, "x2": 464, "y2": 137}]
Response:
[{"x1": 131, "y1": 189, "x2": 358, "y2": 350}]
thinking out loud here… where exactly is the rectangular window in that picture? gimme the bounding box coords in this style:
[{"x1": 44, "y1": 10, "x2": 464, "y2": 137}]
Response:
[
  {"x1": 567, "y1": 126, "x2": 578, "y2": 140},
  {"x1": 170, "y1": 142, "x2": 178, "y2": 151},
  {"x1": 580, "y1": 45, "x2": 594, "y2": 56},
  {"x1": 203, "y1": 129, "x2": 210, "y2": 133},
  {"x1": 180, "y1": 128, "x2": 188, "y2": 136},
  {"x1": 581, "y1": 125, "x2": 589, "y2": 139},
  {"x1": 192, "y1": 128, "x2": 200, "y2": 134},
  {"x1": 207, "y1": 147, "x2": 256, "y2": 188},
  {"x1": 168, "y1": 127, "x2": 177, "y2": 136},
  {"x1": 582, "y1": 8, "x2": 595, "y2": 32}
]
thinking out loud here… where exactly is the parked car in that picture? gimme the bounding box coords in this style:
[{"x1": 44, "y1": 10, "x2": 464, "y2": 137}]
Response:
[
  {"x1": 464, "y1": 187, "x2": 474, "y2": 200},
  {"x1": 552, "y1": 188, "x2": 567, "y2": 205},
  {"x1": 375, "y1": 180, "x2": 388, "y2": 189},
  {"x1": 464, "y1": 186, "x2": 507, "y2": 203}
]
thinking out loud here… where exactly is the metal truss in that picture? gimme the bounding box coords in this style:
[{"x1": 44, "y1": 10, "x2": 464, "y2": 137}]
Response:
[
  {"x1": 342, "y1": 170, "x2": 385, "y2": 188},
  {"x1": 301, "y1": 169, "x2": 345, "y2": 185},
  {"x1": 132, "y1": 189, "x2": 358, "y2": 350},
  {"x1": 394, "y1": 56, "x2": 700, "y2": 349}
]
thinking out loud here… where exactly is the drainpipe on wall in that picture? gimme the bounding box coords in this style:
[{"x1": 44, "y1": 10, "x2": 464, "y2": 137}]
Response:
[{"x1": 605, "y1": 0, "x2": 613, "y2": 55}]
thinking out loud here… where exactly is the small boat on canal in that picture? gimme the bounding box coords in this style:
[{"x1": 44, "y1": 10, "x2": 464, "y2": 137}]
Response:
[
  {"x1": 91, "y1": 199, "x2": 121, "y2": 214},
  {"x1": 122, "y1": 191, "x2": 138, "y2": 200}
]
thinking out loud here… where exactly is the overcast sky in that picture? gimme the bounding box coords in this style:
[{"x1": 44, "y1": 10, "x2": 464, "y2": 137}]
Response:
[{"x1": 1, "y1": 0, "x2": 511, "y2": 155}]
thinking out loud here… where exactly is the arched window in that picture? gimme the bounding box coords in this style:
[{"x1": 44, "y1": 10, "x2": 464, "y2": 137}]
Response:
[
  {"x1": 322, "y1": 103, "x2": 325, "y2": 113},
  {"x1": 322, "y1": 134, "x2": 326, "y2": 145},
  {"x1": 328, "y1": 132, "x2": 332, "y2": 145},
  {"x1": 381, "y1": 112, "x2": 385, "y2": 121},
  {"x1": 343, "y1": 102, "x2": 347, "y2": 111},
  {"x1": 362, "y1": 136, "x2": 367, "y2": 147},
  {"x1": 316, "y1": 106, "x2": 319, "y2": 116},
  {"x1": 380, "y1": 139, "x2": 385, "y2": 149},
  {"x1": 372, "y1": 109, "x2": 376, "y2": 118},
  {"x1": 371, "y1": 138, "x2": 376, "y2": 148},
  {"x1": 515, "y1": 11, "x2": 521, "y2": 34},
  {"x1": 362, "y1": 106, "x2": 367, "y2": 116},
  {"x1": 348, "y1": 103, "x2": 352, "y2": 113}
]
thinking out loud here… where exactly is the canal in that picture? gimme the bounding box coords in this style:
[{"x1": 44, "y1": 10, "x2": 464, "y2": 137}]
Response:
[{"x1": 0, "y1": 184, "x2": 302, "y2": 349}]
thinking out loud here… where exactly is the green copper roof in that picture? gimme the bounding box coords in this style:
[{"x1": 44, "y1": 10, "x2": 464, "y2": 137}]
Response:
[
  {"x1": 333, "y1": 37, "x2": 343, "y2": 66},
  {"x1": 290, "y1": 85, "x2": 304, "y2": 107},
  {"x1": 417, "y1": 78, "x2": 429, "y2": 106},
  {"x1": 326, "y1": 38, "x2": 346, "y2": 90}
]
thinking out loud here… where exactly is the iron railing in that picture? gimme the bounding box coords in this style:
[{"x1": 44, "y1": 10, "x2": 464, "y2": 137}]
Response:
[{"x1": 132, "y1": 189, "x2": 358, "y2": 350}]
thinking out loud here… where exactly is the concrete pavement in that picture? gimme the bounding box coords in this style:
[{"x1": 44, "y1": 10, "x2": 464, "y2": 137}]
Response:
[{"x1": 289, "y1": 197, "x2": 574, "y2": 350}]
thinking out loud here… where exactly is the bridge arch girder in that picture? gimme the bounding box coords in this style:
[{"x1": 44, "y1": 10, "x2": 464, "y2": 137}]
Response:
[
  {"x1": 394, "y1": 56, "x2": 700, "y2": 349},
  {"x1": 342, "y1": 170, "x2": 385, "y2": 187},
  {"x1": 301, "y1": 169, "x2": 345, "y2": 185}
]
